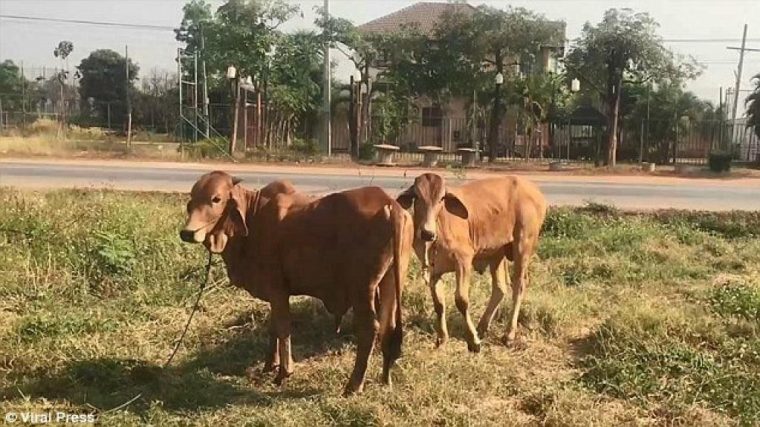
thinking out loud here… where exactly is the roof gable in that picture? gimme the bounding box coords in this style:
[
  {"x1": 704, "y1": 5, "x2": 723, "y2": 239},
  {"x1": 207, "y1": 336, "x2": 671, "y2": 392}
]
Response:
[{"x1": 358, "y1": 2, "x2": 476, "y2": 36}]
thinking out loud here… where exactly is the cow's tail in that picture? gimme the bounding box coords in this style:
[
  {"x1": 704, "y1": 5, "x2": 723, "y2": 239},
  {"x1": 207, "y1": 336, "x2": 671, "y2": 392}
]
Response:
[{"x1": 387, "y1": 203, "x2": 405, "y2": 363}]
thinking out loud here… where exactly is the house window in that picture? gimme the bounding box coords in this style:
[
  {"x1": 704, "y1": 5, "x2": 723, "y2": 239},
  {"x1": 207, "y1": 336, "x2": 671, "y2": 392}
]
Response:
[{"x1": 422, "y1": 106, "x2": 443, "y2": 127}]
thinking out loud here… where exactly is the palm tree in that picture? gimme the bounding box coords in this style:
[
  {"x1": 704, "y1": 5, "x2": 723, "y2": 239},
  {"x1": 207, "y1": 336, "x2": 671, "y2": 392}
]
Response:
[{"x1": 746, "y1": 72, "x2": 760, "y2": 139}]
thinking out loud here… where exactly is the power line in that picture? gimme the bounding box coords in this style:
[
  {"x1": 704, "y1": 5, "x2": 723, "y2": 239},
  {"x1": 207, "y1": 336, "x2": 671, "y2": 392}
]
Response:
[{"x1": 0, "y1": 15, "x2": 175, "y2": 32}]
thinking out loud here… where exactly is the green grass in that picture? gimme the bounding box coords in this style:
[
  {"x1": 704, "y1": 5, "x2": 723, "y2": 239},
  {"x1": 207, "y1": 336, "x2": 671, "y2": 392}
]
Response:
[{"x1": 0, "y1": 189, "x2": 759, "y2": 425}]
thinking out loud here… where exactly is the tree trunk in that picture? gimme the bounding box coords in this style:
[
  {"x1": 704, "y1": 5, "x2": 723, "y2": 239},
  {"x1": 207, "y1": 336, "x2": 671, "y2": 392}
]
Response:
[
  {"x1": 605, "y1": 73, "x2": 623, "y2": 167},
  {"x1": 365, "y1": 75, "x2": 373, "y2": 145}
]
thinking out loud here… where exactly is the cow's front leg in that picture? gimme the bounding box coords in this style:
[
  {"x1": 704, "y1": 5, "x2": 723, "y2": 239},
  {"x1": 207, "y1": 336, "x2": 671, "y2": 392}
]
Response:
[
  {"x1": 428, "y1": 271, "x2": 448, "y2": 347},
  {"x1": 271, "y1": 295, "x2": 294, "y2": 385}
]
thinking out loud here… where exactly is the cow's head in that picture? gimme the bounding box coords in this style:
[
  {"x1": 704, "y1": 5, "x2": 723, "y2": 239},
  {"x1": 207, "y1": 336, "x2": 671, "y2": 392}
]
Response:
[
  {"x1": 179, "y1": 171, "x2": 251, "y2": 253},
  {"x1": 396, "y1": 173, "x2": 468, "y2": 243}
]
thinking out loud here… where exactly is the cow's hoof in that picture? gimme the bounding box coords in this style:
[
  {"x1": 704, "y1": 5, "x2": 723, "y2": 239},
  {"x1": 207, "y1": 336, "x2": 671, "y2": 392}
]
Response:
[
  {"x1": 273, "y1": 369, "x2": 292, "y2": 386},
  {"x1": 467, "y1": 340, "x2": 482, "y2": 353},
  {"x1": 262, "y1": 362, "x2": 279, "y2": 373},
  {"x1": 476, "y1": 325, "x2": 489, "y2": 338},
  {"x1": 435, "y1": 337, "x2": 448, "y2": 348},
  {"x1": 342, "y1": 383, "x2": 363, "y2": 397},
  {"x1": 502, "y1": 335, "x2": 525, "y2": 350}
]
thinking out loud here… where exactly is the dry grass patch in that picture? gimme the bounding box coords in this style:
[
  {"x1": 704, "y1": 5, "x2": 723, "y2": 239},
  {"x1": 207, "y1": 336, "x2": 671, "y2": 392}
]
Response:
[{"x1": 0, "y1": 190, "x2": 758, "y2": 425}]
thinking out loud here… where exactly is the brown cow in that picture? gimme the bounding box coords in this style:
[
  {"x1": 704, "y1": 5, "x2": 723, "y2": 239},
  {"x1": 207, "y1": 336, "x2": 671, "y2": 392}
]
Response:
[
  {"x1": 180, "y1": 171, "x2": 412, "y2": 395},
  {"x1": 397, "y1": 173, "x2": 546, "y2": 351}
]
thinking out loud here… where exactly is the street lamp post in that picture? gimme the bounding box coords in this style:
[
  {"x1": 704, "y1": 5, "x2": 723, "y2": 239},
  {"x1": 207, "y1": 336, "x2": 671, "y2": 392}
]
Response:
[
  {"x1": 227, "y1": 65, "x2": 239, "y2": 154},
  {"x1": 568, "y1": 78, "x2": 580, "y2": 161}
]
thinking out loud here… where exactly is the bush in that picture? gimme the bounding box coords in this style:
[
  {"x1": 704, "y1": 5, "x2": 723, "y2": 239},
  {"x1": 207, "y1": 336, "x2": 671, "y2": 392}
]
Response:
[
  {"x1": 290, "y1": 138, "x2": 318, "y2": 156},
  {"x1": 184, "y1": 138, "x2": 229, "y2": 159},
  {"x1": 358, "y1": 143, "x2": 376, "y2": 161},
  {"x1": 708, "y1": 151, "x2": 732, "y2": 173}
]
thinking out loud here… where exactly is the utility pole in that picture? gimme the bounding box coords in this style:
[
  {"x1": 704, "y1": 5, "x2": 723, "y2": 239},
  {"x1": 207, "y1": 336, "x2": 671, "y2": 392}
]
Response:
[
  {"x1": 125, "y1": 45, "x2": 132, "y2": 150},
  {"x1": 21, "y1": 61, "x2": 26, "y2": 129},
  {"x1": 201, "y1": 23, "x2": 210, "y2": 139},
  {"x1": 727, "y1": 25, "x2": 760, "y2": 145},
  {"x1": 322, "y1": 0, "x2": 332, "y2": 156},
  {"x1": 718, "y1": 86, "x2": 723, "y2": 151}
]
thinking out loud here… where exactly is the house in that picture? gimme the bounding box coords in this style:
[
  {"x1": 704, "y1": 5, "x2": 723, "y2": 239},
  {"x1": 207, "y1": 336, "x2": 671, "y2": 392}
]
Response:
[{"x1": 356, "y1": 1, "x2": 567, "y2": 155}]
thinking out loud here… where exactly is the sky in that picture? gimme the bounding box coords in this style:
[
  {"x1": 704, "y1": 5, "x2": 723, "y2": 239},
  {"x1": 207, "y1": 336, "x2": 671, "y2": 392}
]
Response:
[{"x1": 1, "y1": 0, "x2": 760, "y2": 113}]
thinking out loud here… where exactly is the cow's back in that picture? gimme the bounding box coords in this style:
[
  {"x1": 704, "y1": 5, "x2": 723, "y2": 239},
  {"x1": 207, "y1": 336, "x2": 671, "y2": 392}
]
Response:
[
  {"x1": 446, "y1": 176, "x2": 546, "y2": 254},
  {"x1": 264, "y1": 187, "x2": 399, "y2": 310}
]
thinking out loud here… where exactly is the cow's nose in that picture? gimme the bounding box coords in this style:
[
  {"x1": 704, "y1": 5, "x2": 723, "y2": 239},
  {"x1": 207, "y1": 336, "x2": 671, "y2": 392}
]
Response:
[
  {"x1": 179, "y1": 229, "x2": 195, "y2": 243},
  {"x1": 420, "y1": 229, "x2": 437, "y2": 242}
]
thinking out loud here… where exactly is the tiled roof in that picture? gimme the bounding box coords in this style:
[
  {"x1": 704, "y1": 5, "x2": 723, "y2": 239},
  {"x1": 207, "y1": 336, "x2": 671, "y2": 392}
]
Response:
[{"x1": 358, "y1": 2, "x2": 477, "y2": 35}]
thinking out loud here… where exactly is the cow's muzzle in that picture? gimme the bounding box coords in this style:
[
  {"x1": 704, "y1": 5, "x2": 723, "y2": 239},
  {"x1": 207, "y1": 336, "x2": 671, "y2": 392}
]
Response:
[
  {"x1": 420, "y1": 229, "x2": 437, "y2": 242},
  {"x1": 179, "y1": 229, "x2": 196, "y2": 243}
]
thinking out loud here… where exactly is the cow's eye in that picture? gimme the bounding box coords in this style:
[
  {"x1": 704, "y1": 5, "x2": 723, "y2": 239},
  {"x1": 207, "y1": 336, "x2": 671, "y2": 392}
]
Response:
[{"x1": 212, "y1": 196, "x2": 221, "y2": 204}]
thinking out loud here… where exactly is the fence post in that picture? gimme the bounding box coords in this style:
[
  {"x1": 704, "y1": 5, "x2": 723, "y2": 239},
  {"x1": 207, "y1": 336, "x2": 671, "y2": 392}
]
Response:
[{"x1": 639, "y1": 119, "x2": 644, "y2": 163}]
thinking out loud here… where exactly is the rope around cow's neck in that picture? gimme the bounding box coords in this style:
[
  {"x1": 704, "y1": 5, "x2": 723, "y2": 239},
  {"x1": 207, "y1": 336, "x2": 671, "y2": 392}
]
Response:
[{"x1": 163, "y1": 250, "x2": 214, "y2": 368}]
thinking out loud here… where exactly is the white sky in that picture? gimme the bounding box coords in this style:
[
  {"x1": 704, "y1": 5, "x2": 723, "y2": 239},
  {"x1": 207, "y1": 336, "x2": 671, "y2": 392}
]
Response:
[{"x1": 1, "y1": 0, "x2": 760, "y2": 112}]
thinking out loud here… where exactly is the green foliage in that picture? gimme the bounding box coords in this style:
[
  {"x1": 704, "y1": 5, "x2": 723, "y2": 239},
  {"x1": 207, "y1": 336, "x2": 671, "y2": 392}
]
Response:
[
  {"x1": 290, "y1": 137, "x2": 318, "y2": 155},
  {"x1": 653, "y1": 210, "x2": 760, "y2": 238},
  {"x1": 745, "y1": 73, "x2": 760, "y2": 140},
  {"x1": 709, "y1": 279, "x2": 760, "y2": 321},
  {"x1": 709, "y1": 151, "x2": 732, "y2": 173},
  {"x1": 0, "y1": 60, "x2": 26, "y2": 111},
  {"x1": 92, "y1": 230, "x2": 137, "y2": 276},
  {"x1": 566, "y1": 9, "x2": 702, "y2": 166},
  {"x1": 184, "y1": 137, "x2": 230, "y2": 159},
  {"x1": 621, "y1": 80, "x2": 722, "y2": 164},
  {"x1": 77, "y1": 49, "x2": 139, "y2": 122},
  {"x1": 201, "y1": 0, "x2": 299, "y2": 81},
  {"x1": 358, "y1": 143, "x2": 375, "y2": 161},
  {"x1": 581, "y1": 305, "x2": 760, "y2": 423}
]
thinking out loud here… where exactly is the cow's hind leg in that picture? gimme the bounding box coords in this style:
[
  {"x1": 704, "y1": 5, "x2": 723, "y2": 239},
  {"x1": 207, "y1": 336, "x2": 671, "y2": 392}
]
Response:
[
  {"x1": 455, "y1": 259, "x2": 481, "y2": 353},
  {"x1": 264, "y1": 313, "x2": 280, "y2": 372},
  {"x1": 504, "y1": 227, "x2": 537, "y2": 344},
  {"x1": 344, "y1": 290, "x2": 379, "y2": 395},
  {"x1": 477, "y1": 257, "x2": 508, "y2": 338},
  {"x1": 378, "y1": 272, "x2": 401, "y2": 386},
  {"x1": 271, "y1": 294, "x2": 294, "y2": 385}
]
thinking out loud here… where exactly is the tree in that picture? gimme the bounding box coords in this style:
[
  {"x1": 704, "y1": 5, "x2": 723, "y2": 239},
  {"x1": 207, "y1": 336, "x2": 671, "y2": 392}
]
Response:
[
  {"x1": 464, "y1": 6, "x2": 559, "y2": 162},
  {"x1": 176, "y1": 0, "x2": 301, "y2": 150},
  {"x1": 77, "y1": 49, "x2": 139, "y2": 129},
  {"x1": 174, "y1": 0, "x2": 213, "y2": 57},
  {"x1": 565, "y1": 9, "x2": 701, "y2": 166},
  {"x1": 266, "y1": 30, "x2": 323, "y2": 146},
  {"x1": 0, "y1": 60, "x2": 26, "y2": 111},
  {"x1": 53, "y1": 41, "x2": 74, "y2": 135},
  {"x1": 621, "y1": 80, "x2": 717, "y2": 163},
  {"x1": 315, "y1": 7, "x2": 386, "y2": 156},
  {"x1": 747, "y1": 73, "x2": 760, "y2": 140}
]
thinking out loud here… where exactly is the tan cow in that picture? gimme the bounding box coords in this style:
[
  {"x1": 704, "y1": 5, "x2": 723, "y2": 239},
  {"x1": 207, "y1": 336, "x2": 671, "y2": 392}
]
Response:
[
  {"x1": 397, "y1": 173, "x2": 546, "y2": 351},
  {"x1": 180, "y1": 171, "x2": 413, "y2": 395}
]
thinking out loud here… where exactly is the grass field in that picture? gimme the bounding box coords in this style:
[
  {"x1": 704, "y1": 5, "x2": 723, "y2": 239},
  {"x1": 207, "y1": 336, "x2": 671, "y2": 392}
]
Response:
[{"x1": 0, "y1": 189, "x2": 758, "y2": 426}]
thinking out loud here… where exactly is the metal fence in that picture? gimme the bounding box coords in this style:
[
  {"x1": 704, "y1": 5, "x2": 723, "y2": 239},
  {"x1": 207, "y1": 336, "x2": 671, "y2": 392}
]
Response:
[{"x1": 2, "y1": 102, "x2": 759, "y2": 166}]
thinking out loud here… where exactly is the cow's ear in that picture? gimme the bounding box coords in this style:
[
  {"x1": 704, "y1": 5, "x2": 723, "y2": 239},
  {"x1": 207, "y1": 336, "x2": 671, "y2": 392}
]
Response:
[
  {"x1": 443, "y1": 191, "x2": 468, "y2": 219},
  {"x1": 232, "y1": 176, "x2": 243, "y2": 186},
  {"x1": 396, "y1": 186, "x2": 416, "y2": 209},
  {"x1": 229, "y1": 186, "x2": 250, "y2": 236}
]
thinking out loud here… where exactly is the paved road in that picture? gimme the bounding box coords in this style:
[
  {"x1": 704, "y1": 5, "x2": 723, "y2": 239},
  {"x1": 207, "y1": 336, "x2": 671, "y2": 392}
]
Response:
[{"x1": 1, "y1": 160, "x2": 759, "y2": 210}]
